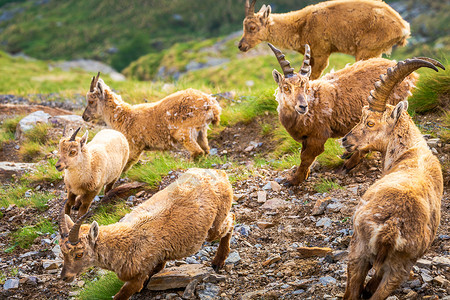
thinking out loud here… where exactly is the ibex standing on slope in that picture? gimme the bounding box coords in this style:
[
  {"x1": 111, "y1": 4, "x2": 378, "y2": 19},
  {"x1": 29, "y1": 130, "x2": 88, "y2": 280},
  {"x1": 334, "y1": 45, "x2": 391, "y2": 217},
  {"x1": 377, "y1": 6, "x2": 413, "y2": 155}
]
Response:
[
  {"x1": 342, "y1": 58, "x2": 444, "y2": 299},
  {"x1": 240, "y1": 0, "x2": 410, "y2": 79},
  {"x1": 269, "y1": 44, "x2": 418, "y2": 186}
]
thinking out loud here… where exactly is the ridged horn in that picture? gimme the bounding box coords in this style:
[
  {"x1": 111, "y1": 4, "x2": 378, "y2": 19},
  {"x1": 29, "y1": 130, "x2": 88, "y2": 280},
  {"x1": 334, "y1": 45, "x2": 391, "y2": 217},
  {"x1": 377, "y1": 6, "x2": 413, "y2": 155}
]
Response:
[
  {"x1": 245, "y1": 0, "x2": 256, "y2": 16},
  {"x1": 62, "y1": 125, "x2": 66, "y2": 137},
  {"x1": 268, "y1": 43, "x2": 295, "y2": 78},
  {"x1": 300, "y1": 44, "x2": 311, "y2": 78},
  {"x1": 69, "y1": 127, "x2": 81, "y2": 141},
  {"x1": 90, "y1": 72, "x2": 100, "y2": 92},
  {"x1": 68, "y1": 212, "x2": 90, "y2": 244},
  {"x1": 368, "y1": 58, "x2": 442, "y2": 112},
  {"x1": 59, "y1": 199, "x2": 69, "y2": 238}
]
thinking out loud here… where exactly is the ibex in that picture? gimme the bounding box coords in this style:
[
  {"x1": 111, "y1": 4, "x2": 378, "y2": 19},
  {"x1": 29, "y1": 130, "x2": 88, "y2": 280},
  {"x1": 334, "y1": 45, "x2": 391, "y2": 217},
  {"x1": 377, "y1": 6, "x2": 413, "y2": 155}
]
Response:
[
  {"x1": 82, "y1": 74, "x2": 221, "y2": 171},
  {"x1": 269, "y1": 43, "x2": 418, "y2": 185},
  {"x1": 56, "y1": 127, "x2": 129, "y2": 217},
  {"x1": 240, "y1": 0, "x2": 410, "y2": 79},
  {"x1": 342, "y1": 58, "x2": 444, "y2": 299},
  {"x1": 59, "y1": 168, "x2": 235, "y2": 300}
]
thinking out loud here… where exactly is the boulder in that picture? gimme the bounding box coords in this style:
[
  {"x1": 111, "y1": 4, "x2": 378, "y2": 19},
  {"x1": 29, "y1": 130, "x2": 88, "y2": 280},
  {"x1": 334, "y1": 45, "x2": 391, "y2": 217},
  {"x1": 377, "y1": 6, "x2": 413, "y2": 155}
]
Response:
[{"x1": 146, "y1": 264, "x2": 213, "y2": 291}]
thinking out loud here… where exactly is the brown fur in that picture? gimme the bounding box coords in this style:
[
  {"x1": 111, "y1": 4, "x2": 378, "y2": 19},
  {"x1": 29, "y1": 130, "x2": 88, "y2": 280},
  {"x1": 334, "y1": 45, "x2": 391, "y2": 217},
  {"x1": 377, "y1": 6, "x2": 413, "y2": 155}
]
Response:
[
  {"x1": 82, "y1": 78, "x2": 221, "y2": 171},
  {"x1": 342, "y1": 103, "x2": 443, "y2": 299},
  {"x1": 240, "y1": 0, "x2": 410, "y2": 79},
  {"x1": 60, "y1": 168, "x2": 235, "y2": 300},
  {"x1": 55, "y1": 129, "x2": 129, "y2": 217},
  {"x1": 272, "y1": 57, "x2": 417, "y2": 185}
]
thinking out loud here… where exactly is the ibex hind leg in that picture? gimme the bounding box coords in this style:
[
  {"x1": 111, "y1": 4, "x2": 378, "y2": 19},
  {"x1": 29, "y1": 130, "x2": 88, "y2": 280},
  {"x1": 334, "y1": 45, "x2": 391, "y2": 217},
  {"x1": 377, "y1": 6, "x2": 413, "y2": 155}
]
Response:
[
  {"x1": 197, "y1": 126, "x2": 210, "y2": 155},
  {"x1": 210, "y1": 213, "x2": 235, "y2": 272}
]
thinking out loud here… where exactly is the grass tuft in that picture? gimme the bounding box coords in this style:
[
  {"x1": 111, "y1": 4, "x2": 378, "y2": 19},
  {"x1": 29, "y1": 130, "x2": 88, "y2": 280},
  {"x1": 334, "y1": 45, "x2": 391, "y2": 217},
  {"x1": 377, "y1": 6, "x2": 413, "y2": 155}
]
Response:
[
  {"x1": 78, "y1": 271, "x2": 123, "y2": 300},
  {"x1": 23, "y1": 157, "x2": 63, "y2": 183},
  {"x1": 0, "y1": 183, "x2": 53, "y2": 210},
  {"x1": 91, "y1": 202, "x2": 131, "y2": 226},
  {"x1": 314, "y1": 178, "x2": 343, "y2": 193},
  {"x1": 11, "y1": 219, "x2": 55, "y2": 249}
]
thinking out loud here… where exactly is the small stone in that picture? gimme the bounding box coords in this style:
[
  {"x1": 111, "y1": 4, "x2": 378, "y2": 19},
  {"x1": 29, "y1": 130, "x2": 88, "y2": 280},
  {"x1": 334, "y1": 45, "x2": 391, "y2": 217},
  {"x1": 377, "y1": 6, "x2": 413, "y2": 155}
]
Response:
[
  {"x1": 316, "y1": 217, "x2": 332, "y2": 228},
  {"x1": 127, "y1": 196, "x2": 136, "y2": 203},
  {"x1": 25, "y1": 190, "x2": 32, "y2": 197},
  {"x1": 185, "y1": 257, "x2": 199, "y2": 264},
  {"x1": 52, "y1": 245, "x2": 61, "y2": 257},
  {"x1": 260, "y1": 198, "x2": 286, "y2": 210},
  {"x1": 225, "y1": 251, "x2": 241, "y2": 264},
  {"x1": 233, "y1": 194, "x2": 245, "y2": 201},
  {"x1": 256, "y1": 221, "x2": 275, "y2": 229},
  {"x1": 331, "y1": 250, "x2": 348, "y2": 262},
  {"x1": 209, "y1": 148, "x2": 218, "y2": 156},
  {"x1": 297, "y1": 246, "x2": 332, "y2": 258},
  {"x1": 146, "y1": 264, "x2": 213, "y2": 290},
  {"x1": 42, "y1": 259, "x2": 62, "y2": 270},
  {"x1": 311, "y1": 197, "x2": 332, "y2": 216},
  {"x1": 287, "y1": 279, "x2": 311, "y2": 289},
  {"x1": 421, "y1": 271, "x2": 433, "y2": 283},
  {"x1": 182, "y1": 278, "x2": 199, "y2": 299},
  {"x1": 165, "y1": 293, "x2": 178, "y2": 299},
  {"x1": 433, "y1": 275, "x2": 450, "y2": 287},
  {"x1": 432, "y1": 256, "x2": 450, "y2": 268},
  {"x1": 197, "y1": 283, "x2": 220, "y2": 300},
  {"x1": 416, "y1": 258, "x2": 432, "y2": 269},
  {"x1": 386, "y1": 296, "x2": 399, "y2": 300},
  {"x1": 319, "y1": 276, "x2": 337, "y2": 286},
  {"x1": 405, "y1": 290, "x2": 418, "y2": 299},
  {"x1": 262, "y1": 254, "x2": 281, "y2": 267},
  {"x1": 270, "y1": 181, "x2": 281, "y2": 192},
  {"x1": 3, "y1": 278, "x2": 20, "y2": 290},
  {"x1": 257, "y1": 191, "x2": 267, "y2": 203},
  {"x1": 235, "y1": 225, "x2": 250, "y2": 236},
  {"x1": 244, "y1": 145, "x2": 254, "y2": 152},
  {"x1": 326, "y1": 202, "x2": 343, "y2": 213},
  {"x1": 204, "y1": 273, "x2": 226, "y2": 283},
  {"x1": 77, "y1": 280, "x2": 85, "y2": 287},
  {"x1": 68, "y1": 291, "x2": 79, "y2": 297}
]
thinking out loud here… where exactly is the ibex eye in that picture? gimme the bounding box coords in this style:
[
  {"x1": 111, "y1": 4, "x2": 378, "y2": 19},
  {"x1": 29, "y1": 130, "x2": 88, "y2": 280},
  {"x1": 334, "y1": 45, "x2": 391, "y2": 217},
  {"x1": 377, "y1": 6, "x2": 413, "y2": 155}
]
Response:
[
  {"x1": 367, "y1": 121, "x2": 375, "y2": 127},
  {"x1": 75, "y1": 253, "x2": 83, "y2": 259},
  {"x1": 284, "y1": 86, "x2": 290, "y2": 93},
  {"x1": 249, "y1": 25, "x2": 256, "y2": 31}
]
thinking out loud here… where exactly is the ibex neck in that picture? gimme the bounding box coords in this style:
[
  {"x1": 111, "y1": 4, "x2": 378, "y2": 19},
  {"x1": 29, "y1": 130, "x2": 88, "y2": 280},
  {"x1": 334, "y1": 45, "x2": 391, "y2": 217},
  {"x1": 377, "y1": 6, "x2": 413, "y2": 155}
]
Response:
[
  {"x1": 66, "y1": 149, "x2": 93, "y2": 182},
  {"x1": 102, "y1": 90, "x2": 132, "y2": 131},
  {"x1": 384, "y1": 115, "x2": 427, "y2": 172},
  {"x1": 268, "y1": 12, "x2": 308, "y2": 52}
]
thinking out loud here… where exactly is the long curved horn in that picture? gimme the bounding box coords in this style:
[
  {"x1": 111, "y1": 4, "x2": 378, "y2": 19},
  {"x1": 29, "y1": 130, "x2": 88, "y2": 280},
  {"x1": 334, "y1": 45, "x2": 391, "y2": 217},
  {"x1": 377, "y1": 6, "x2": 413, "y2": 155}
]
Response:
[
  {"x1": 300, "y1": 44, "x2": 311, "y2": 78},
  {"x1": 268, "y1": 43, "x2": 295, "y2": 78},
  {"x1": 368, "y1": 58, "x2": 442, "y2": 112},
  {"x1": 414, "y1": 57, "x2": 445, "y2": 70},
  {"x1": 59, "y1": 199, "x2": 69, "y2": 238},
  {"x1": 245, "y1": 0, "x2": 256, "y2": 16},
  {"x1": 69, "y1": 127, "x2": 81, "y2": 141},
  {"x1": 68, "y1": 212, "x2": 90, "y2": 244}
]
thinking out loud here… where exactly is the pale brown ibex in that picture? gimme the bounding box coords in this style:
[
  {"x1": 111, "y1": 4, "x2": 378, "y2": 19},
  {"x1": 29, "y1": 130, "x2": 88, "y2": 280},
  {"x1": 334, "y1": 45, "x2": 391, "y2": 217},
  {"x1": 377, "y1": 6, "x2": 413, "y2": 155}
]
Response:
[
  {"x1": 342, "y1": 58, "x2": 444, "y2": 300},
  {"x1": 240, "y1": 0, "x2": 410, "y2": 79}
]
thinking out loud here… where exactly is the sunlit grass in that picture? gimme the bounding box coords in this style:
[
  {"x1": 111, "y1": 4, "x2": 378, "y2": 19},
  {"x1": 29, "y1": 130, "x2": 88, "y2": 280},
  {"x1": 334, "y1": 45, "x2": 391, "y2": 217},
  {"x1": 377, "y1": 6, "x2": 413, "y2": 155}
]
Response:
[
  {"x1": 23, "y1": 157, "x2": 63, "y2": 183},
  {"x1": 11, "y1": 219, "x2": 56, "y2": 249},
  {"x1": 91, "y1": 202, "x2": 131, "y2": 226},
  {"x1": 314, "y1": 178, "x2": 343, "y2": 193},
  {"x1": 78, "y1": 271, "x2": 123, "y2": 300},
  {"x1": 0, "y1": 183, "x2": 54, "y2": 210}
]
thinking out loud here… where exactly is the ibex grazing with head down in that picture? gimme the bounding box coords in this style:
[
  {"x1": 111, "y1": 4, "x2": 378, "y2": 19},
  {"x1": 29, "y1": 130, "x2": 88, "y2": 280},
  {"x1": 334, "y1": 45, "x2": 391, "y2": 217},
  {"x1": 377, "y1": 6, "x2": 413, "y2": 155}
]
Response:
[
  {"x1": 269, "y1": 44, "x2": 418, "y2": 186},
  {"x1": 56, "y1": 128, "x2": 129, "y2": 217},
  {"x1": 59, "y1": 168, "x2": 235, "y2": 300},
  {"x1": 82, "y1": 74, "x2": 221, "y2": 171},
  {"x1": 342, "y1": 58, "x2": 444, "y2": 299},
  {"x1": 240, "y1": 0, "x2": 410, "y2": 79}
]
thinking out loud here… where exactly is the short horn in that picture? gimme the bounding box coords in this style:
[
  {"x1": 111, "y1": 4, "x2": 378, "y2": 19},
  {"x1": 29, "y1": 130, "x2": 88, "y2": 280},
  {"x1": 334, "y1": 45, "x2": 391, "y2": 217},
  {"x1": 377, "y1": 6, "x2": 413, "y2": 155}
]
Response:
[
  {"x1": 90, "y1": 72, "x2": 100, "y2": 92},
  {"x1": 59, "y1": 199, "x2": 69, "y2": 238},
  {"x1": 62, "y1": 125, "x2": 67, "y2": 137},
  {"x1": 368, "y1": 58, "x2": 441, "y2": 112},
  {"x1": 69, "y1": 127, "x2": 81, "y2": 141},
  {"x1": 246, "y1": 0, "x2": 256, "y2": 16},
  {"x1": 68, "y1": 212, "x2": 89, "y2": 244},
  {"x1": 268, "y1": 43, "x2": 295, "y2": 78},
  {"x1": 300, "y1": 44, "x2": 311, "y2": 78}
]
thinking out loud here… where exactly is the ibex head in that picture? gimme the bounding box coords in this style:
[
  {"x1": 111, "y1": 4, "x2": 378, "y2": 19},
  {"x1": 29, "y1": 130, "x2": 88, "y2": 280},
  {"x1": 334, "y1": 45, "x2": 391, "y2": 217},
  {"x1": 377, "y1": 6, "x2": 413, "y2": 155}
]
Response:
[
  {"x1": 269, "y1": 43, "x2": 312, "y2": 115},
  {"x1": 342, "y1": 57, "x2": 444, "y2": 153},
  {"x1": 58, "y1": 203, "x2": 99, "y2": 282},
  {"x1": 238, "y1": 0, "x2": 271, "y2": 52},
  {"x1": 82, "y1": 72, "x2": 105, "y2": 122},
  {"x1": 55, "y1": 127, "x2": 88, "y2": 171}
]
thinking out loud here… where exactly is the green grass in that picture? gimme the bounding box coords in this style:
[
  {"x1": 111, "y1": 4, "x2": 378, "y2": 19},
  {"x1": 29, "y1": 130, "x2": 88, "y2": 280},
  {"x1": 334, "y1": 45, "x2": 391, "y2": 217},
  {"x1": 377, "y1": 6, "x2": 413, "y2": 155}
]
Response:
[
  {"x1": 91, "y1": 203, "x2": 131, "y2": 226},
  {"x1": 408, "y1": 61, "x2": 450, "y2": 114},
  {"x1": 441, "y1": 111, "x2": 450, "y2": 142},
  {"x1": 23, "y1": 157, "x2": 63, "y2": 183},
  {"x1": 0, "y1": 183, "x2": 53, "y2": 210},
  {"x1": 78, "y1": 271, "x2": 123, "y2": 300},
  {"x1": 0, "y1": 115, "x2": 23, "y2": 148},
  {"x1": 126, "y1": 152, "x2": 228, "y2": 187},
  {"x1": 23, "y1": 122, "x2": 52, "y2": 144},
  {"x1": 314, "y1": 178, "x2": 343, "y2": 193},
  {"x1": 11, "y1": 219, "x2": 55, "y2": 249}
]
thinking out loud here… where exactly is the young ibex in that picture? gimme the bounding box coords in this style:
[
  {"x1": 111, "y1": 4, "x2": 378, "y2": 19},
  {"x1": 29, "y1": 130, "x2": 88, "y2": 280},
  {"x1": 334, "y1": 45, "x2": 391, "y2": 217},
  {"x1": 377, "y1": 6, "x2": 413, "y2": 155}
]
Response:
[
  {"x1": 342, "y1": 58, "x2": 444, "y2": 299},
  {"x1": 56, "y1": 127, "x2": 129, "y2": 217},
  {"x1": 240, "y1": 0, "x2": 410, "y2": 79},
  {"x1": 269, "y1": 44, "x2": 418, "y2": 186},
  {"x1": 82, "y1": 74, "x2": 221, "y2": 171},
  {"x1": 59, "y1": 168, "x2": 235, "y2": 300}
]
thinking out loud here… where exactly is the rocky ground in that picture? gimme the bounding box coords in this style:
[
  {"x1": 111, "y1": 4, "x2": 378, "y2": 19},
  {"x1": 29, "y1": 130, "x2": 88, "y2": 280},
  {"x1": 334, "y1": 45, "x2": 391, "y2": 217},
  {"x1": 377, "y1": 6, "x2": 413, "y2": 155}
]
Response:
[{"x1": 0, "y1": 98, "x2": 449, "y2": 300}]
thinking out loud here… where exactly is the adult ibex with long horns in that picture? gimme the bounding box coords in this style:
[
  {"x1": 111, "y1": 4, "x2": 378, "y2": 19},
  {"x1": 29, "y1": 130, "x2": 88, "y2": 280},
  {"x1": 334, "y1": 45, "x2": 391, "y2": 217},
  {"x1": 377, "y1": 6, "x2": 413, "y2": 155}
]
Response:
[
  {"x1": 342, "y1": 58, "x2": 444, "y2": 300},
  {"x1": 240, "y1": 0, "x2": 410, "y2": 79},
  {"x1": 82, "y1": 74, "x2": 221, "y2": 171},
  {"x1": 59, "y1": 168, "x2": 235, "y2": 300},
  {"x1": 269, "y1": 43, "x2": 419, "y2": 185}
]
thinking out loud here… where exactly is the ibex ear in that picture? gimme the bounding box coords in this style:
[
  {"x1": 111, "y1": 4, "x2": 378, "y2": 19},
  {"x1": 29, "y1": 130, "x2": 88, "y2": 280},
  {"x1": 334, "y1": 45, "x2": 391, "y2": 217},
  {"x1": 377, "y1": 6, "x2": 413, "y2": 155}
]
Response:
[
  {"x1": 97, "y1": 82, "x2": 104, "y2": 100},
  {"x1": 80, "y1": 130, "x2": 88, "y2": 147},
  {"x1": 272, "y1": 69, "x2": 283, "y2": 85},
  {"x1": 260, "y1": 4, "x2": 271, "y2": 18},
  {"x1": 390, "y1": 100, "x2": 409, "y2": 124},
  {"x1": 65, "y1": 214, "x2": 74, "y2": 230},
  {"x1": 88, "y1": 221, "x2": 99, "y2": 245}
]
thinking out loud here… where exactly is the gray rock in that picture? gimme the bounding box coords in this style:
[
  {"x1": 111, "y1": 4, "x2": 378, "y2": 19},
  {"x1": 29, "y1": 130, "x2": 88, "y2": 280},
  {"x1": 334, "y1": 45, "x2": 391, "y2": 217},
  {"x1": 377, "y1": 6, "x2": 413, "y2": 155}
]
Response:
[
  {"x1": 319, "y1": 276, "x2": 337, "y2": 286},
  {"x1": 165, "y1": 293, "x2": 178, "y2": 299},
  {"x1": 203, "y1": 273, "x2": 226, "y2": 283},
  {"x1": 48, "y1": 115, "x2": 83, "y2": 125},
  {"x1": 326, "y1": 202, "x2": 343, "y2": 213},
  {"x1": 426, "y1": 138, "x2": 440, "y2": 148},
  {"x1": 260, "y1": 198, "x2": 286, "y2": 210},
  {"x1": 386, "y1": 296, "x2": 398, "y2": 300},
  {"x1": 3, "y1": 278, "x2": 20, "y2": 290},
  {"x1": 16, "y1": 110, "x2": 51, "y2": 140},
  {"x1": 42, "y1": 259, "x2": 63, "y2": 270},
  {"x1": 209, "y1": 148, "x2": 218, "y2": 156},
  {"x1": 432, "y1": 256, "x2": 450, "y2": 268},
  {"x1": 146, "y1": 264, "x2": 213, "y2": 291},
  {"x1": 257, "y1": 191, "x2": 267, "y2": 203},
  {"x1": 416, "y1": 258, "x2": 432, "y2": 269},
  {"x1": 331, "y1": 250, "x2": 348, "y2": 262},
  {"x1": 311, "y1": 197, "x2": 332, "y2": 216},
  {"x1": 235, "y1": 224, "x2": 250, "y2": 236},
  {"x1": 420, "y1": 271, "x2": 433, "y2": 283},
  {"x1": 185, "y1": 257, "x2": 199, "y2": 264},
  {"x1": 197, "y1": 283, "x2": 220, "y2": 300},
  {"x1": 52, "y1": 244, "x2": 61, "y2": 257},
  {"x1": 182, "y1": 278, "x2": 199, "y2": 299},
  {"x1": 52, "y1": 59, "x2": 125, "y2": 81},
  {"x1": 316, "y1": 217, "x2": 332, "y2": 228},
  {"x1": 225, "y1": 251, "x2": 241, "y2": 264}
]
